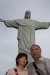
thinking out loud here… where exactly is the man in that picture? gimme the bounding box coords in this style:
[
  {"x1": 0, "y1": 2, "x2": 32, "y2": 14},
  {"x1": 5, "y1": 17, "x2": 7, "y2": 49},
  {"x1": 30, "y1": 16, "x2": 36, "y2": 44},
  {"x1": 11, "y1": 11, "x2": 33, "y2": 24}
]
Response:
[
  {"x1": 27, "y1": 44, "x2": 50, "y2": 75},
  {"x1": 0, "y1": 10, "x2": 50, "y2": 63}
]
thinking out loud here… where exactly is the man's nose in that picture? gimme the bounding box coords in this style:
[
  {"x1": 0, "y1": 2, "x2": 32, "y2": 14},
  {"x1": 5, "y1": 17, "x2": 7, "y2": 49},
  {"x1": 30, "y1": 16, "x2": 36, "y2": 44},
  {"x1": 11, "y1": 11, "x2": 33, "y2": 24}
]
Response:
[{"x1": 33, "y1": 49, "x2": 36, "y2": 52}]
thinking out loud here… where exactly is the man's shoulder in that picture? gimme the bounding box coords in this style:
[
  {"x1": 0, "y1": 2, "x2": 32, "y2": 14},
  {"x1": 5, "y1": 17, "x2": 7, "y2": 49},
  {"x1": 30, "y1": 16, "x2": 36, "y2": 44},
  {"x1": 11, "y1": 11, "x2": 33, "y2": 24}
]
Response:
[
  {"x1": 27, "y1": 62, "x2": 34, "y2": 71},
  {"x1": 44, "y1": 57, "x2": 50, "y2": 63},
  {"x1": 27, "y1": 62, "x2": 33, "y2": 67},
  {"x1": 40, "y1": 56, "x2": 50, "y2": 66}
]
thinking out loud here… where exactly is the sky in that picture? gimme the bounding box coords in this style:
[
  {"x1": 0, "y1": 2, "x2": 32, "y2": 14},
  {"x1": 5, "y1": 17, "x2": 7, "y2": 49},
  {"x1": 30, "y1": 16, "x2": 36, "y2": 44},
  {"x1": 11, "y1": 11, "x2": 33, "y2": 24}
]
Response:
[{"x1": 0, "y1": 0, "x2": 50, "y2": 75}]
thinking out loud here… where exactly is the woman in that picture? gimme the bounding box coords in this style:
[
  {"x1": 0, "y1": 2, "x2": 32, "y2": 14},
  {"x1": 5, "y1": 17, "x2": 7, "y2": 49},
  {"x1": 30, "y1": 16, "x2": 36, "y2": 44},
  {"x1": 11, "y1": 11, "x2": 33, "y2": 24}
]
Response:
[{"x1": 5, "y1": 53, "x2": 28, "y2": 75}]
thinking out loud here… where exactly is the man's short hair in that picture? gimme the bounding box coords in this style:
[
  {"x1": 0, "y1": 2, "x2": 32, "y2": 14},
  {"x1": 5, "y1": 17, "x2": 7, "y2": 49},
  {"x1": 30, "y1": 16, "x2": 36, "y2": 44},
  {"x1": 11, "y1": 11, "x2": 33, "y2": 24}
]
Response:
[{"x1": 30, "y1": 44, "x2": 41, "y2": 50}]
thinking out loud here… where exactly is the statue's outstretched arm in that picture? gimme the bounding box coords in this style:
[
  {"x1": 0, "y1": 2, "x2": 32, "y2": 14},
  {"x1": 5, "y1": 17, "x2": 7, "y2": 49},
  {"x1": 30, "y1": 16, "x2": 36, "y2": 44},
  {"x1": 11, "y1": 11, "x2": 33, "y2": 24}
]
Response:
[
  {"x1": 49, "y1": 22, "x2": 50, "y2": 25},
  {"x1": 0, "y1": 19, "x2": 4, "y2": 22},
  {"x1": 0, "y1": 19, "x2": 18, "y2": 29},
  {"x1": 35, "y1": 21, "x2": 50, "y2": 30}
]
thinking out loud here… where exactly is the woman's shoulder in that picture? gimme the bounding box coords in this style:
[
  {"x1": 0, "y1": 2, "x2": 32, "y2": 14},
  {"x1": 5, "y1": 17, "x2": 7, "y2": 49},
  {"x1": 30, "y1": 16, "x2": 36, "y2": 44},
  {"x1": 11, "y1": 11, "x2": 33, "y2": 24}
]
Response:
[{"x1": 5, "y1": 67, "x2": 17, "y2": 75}]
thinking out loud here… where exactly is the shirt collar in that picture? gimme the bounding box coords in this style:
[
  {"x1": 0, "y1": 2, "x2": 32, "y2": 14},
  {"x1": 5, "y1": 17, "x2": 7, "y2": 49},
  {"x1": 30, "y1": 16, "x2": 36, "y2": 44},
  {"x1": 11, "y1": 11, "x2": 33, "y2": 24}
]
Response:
[
  {"x1": 15, "y1": 66, "x2": 27, "y2": 71},
  {"x1": 38, "y1": 56, "x2": 44, "y2": 62}
]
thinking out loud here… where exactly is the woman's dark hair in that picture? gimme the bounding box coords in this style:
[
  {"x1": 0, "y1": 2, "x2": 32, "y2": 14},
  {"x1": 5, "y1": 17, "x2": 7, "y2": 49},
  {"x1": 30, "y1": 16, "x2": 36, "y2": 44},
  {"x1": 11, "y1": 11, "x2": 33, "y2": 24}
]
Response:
[{"x1": 16, "y1": 53, "x2": 28, "y2": 66}]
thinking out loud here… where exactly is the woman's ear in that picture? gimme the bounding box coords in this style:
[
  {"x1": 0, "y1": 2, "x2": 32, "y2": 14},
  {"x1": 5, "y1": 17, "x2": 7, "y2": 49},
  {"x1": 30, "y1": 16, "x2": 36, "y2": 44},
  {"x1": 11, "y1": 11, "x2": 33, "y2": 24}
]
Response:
[{"x1": 17, "y1": 59, "x2": 18, "y2": 62}]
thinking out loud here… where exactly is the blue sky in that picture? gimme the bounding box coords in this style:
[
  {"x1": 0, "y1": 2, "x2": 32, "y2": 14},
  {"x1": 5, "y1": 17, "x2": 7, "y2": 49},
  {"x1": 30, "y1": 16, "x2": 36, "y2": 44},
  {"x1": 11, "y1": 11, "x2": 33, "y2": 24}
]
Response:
[{"x1": 0, "y1": 0, "x2": 50, "y2": 75}]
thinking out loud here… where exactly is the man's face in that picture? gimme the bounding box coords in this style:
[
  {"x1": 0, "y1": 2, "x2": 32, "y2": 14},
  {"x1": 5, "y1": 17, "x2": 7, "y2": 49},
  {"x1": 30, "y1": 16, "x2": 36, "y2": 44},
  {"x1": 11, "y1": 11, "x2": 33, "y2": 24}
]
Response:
[
  {"x1": 30, "y1": 45, "x2": 41, "y2": 61},
  {"x1": 25, "y1": 11, "x2": 31, "y2": 19}
]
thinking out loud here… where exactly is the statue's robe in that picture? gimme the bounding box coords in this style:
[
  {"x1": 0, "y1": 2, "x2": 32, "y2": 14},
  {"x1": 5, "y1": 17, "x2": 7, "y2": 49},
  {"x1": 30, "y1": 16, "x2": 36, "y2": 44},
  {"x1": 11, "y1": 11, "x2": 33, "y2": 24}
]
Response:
[{"x1": 4, "y1": 19, "x2": 49, "y2": 63}]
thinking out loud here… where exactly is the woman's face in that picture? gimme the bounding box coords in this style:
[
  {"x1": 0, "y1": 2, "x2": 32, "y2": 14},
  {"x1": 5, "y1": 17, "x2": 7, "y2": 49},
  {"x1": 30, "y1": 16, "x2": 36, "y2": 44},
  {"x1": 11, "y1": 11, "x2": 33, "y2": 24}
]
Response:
[{"x1": 17, "y1": 56, "x2": 27, "y2": 66}]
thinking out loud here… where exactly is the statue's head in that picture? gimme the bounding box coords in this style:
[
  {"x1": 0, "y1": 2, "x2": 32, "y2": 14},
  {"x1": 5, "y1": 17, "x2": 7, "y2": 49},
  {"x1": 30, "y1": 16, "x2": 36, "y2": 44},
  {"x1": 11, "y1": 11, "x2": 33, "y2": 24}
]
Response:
[{"x1": 24, "y1": 10, "x2": 31, "y2": 19}]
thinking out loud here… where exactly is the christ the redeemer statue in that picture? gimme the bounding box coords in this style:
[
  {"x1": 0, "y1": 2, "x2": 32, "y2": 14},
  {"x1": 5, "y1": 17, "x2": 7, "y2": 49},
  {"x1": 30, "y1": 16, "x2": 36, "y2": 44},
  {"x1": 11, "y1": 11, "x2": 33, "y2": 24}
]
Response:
[{"x1": 0, "y1": 10, "x2": 50, "y2": 63}]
